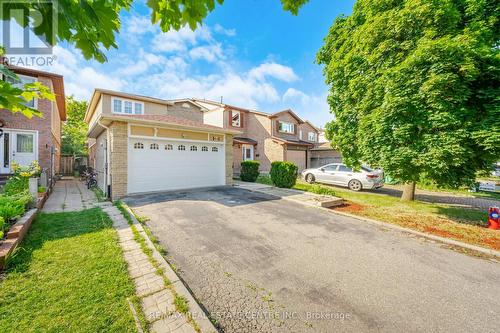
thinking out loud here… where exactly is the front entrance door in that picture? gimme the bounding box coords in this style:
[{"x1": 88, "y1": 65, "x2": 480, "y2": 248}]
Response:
[
  {"x1": 0, "y1": 132, "x2": 10, "y2": 173},
  {"x1": 0, "y1": 130, "x2": 37, "y2": 173},
  {"x1": 242, "y1": 145, "x2": 254, "y2": 161}
]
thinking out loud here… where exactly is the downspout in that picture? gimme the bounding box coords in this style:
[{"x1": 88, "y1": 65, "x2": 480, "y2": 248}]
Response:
[{"x1": 98, "y1": 120, "x2": 111, "y2": 199}]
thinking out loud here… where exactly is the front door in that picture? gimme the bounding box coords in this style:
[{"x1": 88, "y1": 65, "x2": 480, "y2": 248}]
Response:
[
  {"x1": 242, "y1": 145, "x2": 254, "y2": 161},
  {"x1": 12, "y1": 132, "x2": 36, "y2": 167},
  {"x1": 0, "y1": 132, "x2": 10, "y2": 173}
]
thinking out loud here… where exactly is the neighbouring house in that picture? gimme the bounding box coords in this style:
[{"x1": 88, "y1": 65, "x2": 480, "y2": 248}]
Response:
[
  {"x1": 85, "y1": 89, "x2": 240, "y2": 200},
  {"x1": 309, "y1": 129, "x2": 343, "y2": 168},
  {"x1": 0, "y1": 64, "x2": 66, "y2": 182},
  {"x1": 190, "y1": 99, "x2": 321, "y2": 173}
]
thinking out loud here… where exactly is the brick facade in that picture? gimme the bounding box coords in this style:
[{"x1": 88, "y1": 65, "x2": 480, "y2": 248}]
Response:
[
  {"x1": 0, "y1": 76, "x2": 61, "y2": 173},
  {"x1": 226, "y1": 108, "x2": 319, "y2": 173},
  {"x1": 109, "y1": 122, "x2": 128, "y2": 200},
  {"x1": 225, "y1": 134, "x2": 234, "y2": 185}
]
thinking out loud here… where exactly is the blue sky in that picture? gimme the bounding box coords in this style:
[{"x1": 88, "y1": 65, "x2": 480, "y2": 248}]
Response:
[{"x1": 43, "y1": 0, "x2": 355, "y2": 126}]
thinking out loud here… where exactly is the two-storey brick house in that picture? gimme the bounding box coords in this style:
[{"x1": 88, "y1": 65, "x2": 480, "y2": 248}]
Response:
[
  {"x1": 193, "y1": 99, "x2": 320, "y2": 173},
  {"x1": 0, "y1": 65, "x2": 66, "y2": 179}
]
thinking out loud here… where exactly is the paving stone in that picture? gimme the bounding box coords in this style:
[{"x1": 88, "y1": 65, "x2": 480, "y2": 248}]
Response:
[
  {"x1": 150, "y1": 313, "x2": 196, "y2": 333},
  {"x1": 134, "y1": 272, "x2": 165, "y2": 297},
  {"x1": 142, "y1": 289, "x2": 176, "y2": 323}
]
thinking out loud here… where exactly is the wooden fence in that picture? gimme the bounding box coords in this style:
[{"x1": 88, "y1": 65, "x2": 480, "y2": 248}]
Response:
[{"x1": 61, "y1": 155, "x2": 88, "y2": 175}]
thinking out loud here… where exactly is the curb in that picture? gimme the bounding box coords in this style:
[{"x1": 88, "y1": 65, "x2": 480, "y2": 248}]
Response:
[
  {"x1": 124, "y1": 205, "x2": 218, "y2": 333},
  {"x1": 241, "y1": 185, "x2": 500, "y2": 259}
]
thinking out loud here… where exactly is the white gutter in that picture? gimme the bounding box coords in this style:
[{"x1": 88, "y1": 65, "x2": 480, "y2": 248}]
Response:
[{"x1": 98, "y1": 120, "x2": 111, "y2": 198}]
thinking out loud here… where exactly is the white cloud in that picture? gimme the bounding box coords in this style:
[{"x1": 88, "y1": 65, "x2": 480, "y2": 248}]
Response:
[
  {"x1": 282, "y1": 88, "x2": 331, "y2": 126},
  {"x1": 283, "y1": 87, "x2": 310, "y2": 105},
  {"x1": 126, "y1": 15, "x2": 157, "y2": 35},
  {"x1": 249, "y1": 63, "x2": 299, "y2": 82},
  {"x1": 189, "y1": 44, "x2": 223, "y2": 62},
  {"x1": 214, "y1": 24, "x2": 236, "y2": 37},
  {"x1": 152, "y1": 25, "x2": 211, "y2": 53}
]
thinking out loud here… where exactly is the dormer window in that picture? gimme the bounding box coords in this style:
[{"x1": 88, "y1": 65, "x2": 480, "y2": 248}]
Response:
[
  {"x1": 231, "y1": 110, "x2": 241, "y2": 127},
  {"x1": 278, "y1": 121, "x2": 295, "y2": 134},
  {"x1": 308, "y1": 132, "x2": 317, "y2": 141}
]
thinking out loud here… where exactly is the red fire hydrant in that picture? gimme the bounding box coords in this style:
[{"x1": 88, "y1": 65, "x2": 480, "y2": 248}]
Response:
[{"x1": 488, "y1": 207, "x2": 499, "y2": 230}]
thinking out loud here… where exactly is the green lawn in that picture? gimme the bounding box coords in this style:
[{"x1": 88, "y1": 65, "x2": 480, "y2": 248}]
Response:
[
  {"x1": 0, "y1": 208, "x2": 138, "y2": 333},
  {"x1": 255, "y1": 176, "x2": 499, "y2": 251}
]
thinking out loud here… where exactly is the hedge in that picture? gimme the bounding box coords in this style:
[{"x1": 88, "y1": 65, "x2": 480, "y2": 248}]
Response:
[
  {"x1": 240, "y1": 161, "x2": 260, "y2": 182},
  {"x1": 270, "y1": 161, "x2": 298, "y2": 188}
]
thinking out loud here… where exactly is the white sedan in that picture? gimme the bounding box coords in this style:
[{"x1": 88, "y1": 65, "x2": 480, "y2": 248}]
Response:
[{"x1": 301, "y1": 163, "x2": 384, "y2": 191}]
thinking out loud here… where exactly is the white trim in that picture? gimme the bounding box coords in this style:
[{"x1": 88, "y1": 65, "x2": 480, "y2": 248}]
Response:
[
  {"x1": 111, "y1": 96, "x2": 145, "y2": 115},
  {"x1": 127, "y1": 123, "x2": 226, "y2": 145},
  {"x1": 129, "y1": 134, "x2": 225, "y2": 145},
  {"x1": 242, "y1": 144, "x2": 254, "y2": 161},
  {"x1": 0, "y1": 129, "x2": 39, "y2": 172},
  {"x1": 15, "y1": 74, "x2": 38, "y2": 110}
]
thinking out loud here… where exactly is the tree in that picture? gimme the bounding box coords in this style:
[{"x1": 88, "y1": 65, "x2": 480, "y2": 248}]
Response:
[
  {"x1": 1, "y1": 0, "x2": 309, "y2": 118},
  {"x1": 1, "y1": 48, "x2": 55, "y2": 118},
  {"x1": 61, "y1": 97, "x2": 88, "y2": 155},
  {"x1": 318, "y1": 0, "x2": 499, "y2": 200}
]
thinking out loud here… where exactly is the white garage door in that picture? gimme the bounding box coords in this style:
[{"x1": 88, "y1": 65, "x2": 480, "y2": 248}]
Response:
[{"x1": 128, "y1": 138, "x2": 225, "y2": 194}]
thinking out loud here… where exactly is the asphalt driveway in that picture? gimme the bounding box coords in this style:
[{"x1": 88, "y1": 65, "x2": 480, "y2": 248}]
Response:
[{"x1": 125, "y1": 187, "x2": 500, "y2": 333}]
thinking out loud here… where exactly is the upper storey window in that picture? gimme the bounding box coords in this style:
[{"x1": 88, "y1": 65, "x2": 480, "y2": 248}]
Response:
[
  {"x1": 7, "y1": 74, "x2": 37, "y2": 108},
  {"x1": 308, "y1": 132, "x2": 317, "y2": 142},
  {"x1": 231, "y1": 110, "x2": 241, "y2": 127},
  {"x1": 278, "y1": 121, "x2": 295, "y2": 134},
  {"x1": 112, "y1": 97, "x2": 144, "y2": 115}
]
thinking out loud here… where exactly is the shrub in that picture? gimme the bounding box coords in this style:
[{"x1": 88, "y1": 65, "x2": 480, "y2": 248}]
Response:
[
  {"x1": 0, "y1": 202, "x2": 25, "y2": 221},
  {"x1": 4, "y1": 161, "x2": 40, "y2": 196},
  {"x1": 270, "y1": 161, "x2": 298, "y2": 188},
  {"x1": 240, "y1": 161, "x2": 260, "y2": 182},
  {"x1": 38, "y1": 186, "x2": 46, "y2": 193},
  {"x1": 4, "y1": 176, "x2": 29, "y2": 195}
]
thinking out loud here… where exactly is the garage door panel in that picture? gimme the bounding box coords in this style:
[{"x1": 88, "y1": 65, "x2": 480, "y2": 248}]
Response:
[
  {"x1": 286, "y1": 150, "x2": 306, "y2": 172},
  {"x1": 128, "y1": 139, "x2": 225, "y2": 194}
]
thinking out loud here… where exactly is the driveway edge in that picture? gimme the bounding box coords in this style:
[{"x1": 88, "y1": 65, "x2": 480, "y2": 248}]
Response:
[
  {"x1": 123, "y1": 205, "x2": 218, "y2": 333},
  {"x1": 239, "y1": 184, "x2": 500, "y2": 258}
]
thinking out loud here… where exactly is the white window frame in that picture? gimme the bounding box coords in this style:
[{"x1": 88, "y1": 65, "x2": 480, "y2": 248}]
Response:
[
  {"x1": 242, "y1": 144, "x2": 254, "y2": 161},
  {"x1": 279, "y1": 121, "x2": 295, "y2": 134},
  {"x1": 9, "y1": 74, "x2": 38, "y2": 109},
  {"x1": 111, "y1": 97, "x2": 144, "y2": 115},
  {"x1": 308, "y1": 132, "x2": 317, "y2": 142},
  {"x1": 231, "y1": 110, "x2": 241, "y2": 127},
  {"x1": 299, "y1": 130, "x2": 303, "y2": 140}
]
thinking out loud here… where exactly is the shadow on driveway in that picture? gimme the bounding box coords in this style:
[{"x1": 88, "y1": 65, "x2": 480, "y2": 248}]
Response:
[{"x1": 125, "y1": 186, "x2": 281, "y2": 208}]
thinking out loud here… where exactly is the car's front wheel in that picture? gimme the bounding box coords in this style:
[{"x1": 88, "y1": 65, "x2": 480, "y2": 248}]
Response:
[
  {"x1": 348, "y1": 179, "x2": 362, "y2": 191},
  {"x1": 305, "y1": 173, "x2": 315, "y2": 184}
]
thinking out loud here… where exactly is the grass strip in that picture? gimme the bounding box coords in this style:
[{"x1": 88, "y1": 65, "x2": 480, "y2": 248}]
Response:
[{"x1": 0, "y1": 208, "x2": 138, "y2": 332}]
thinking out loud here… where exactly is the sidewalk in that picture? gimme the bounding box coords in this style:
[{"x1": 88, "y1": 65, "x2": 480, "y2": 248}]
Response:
[{"x1": 43, "y1": 178, "x2": 97, "y2": 212}]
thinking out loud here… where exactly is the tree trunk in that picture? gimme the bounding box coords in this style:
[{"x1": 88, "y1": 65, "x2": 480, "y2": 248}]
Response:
[{"x1": 401, "y1": 182, "x2": 416, "y2": 201}]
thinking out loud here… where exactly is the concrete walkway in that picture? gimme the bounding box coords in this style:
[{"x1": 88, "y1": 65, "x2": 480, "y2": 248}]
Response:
[{"x1": 43, "y1": 178, "x2": 97, "y2": 212}]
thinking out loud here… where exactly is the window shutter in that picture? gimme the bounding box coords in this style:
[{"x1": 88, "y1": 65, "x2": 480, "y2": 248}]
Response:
[
  {"x1": 240, "y1": 112, "x2": 244, "y2": 128},
  {"x1": 293, "y1": 124, "x2": 297, "y2": 134},
  {"x1": 228, "y1": 110, "x2": 232, "y2": 127},
  {"x1": 276, "y1": 120, "x2": 280, "y2": 133}
]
